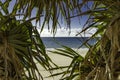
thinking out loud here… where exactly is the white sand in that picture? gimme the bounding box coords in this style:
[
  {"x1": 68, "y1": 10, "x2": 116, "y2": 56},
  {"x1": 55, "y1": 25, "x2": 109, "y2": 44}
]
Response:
[{"x1": 38, "y1": 48, "x2": 88, "y2": 80}]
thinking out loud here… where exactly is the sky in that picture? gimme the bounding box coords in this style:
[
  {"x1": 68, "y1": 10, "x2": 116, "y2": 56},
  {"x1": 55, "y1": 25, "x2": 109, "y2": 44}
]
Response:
[
  {"x1": 40, "y1": 28, "x2": 96, "y2": 37},
  {"x1": 35, "y1": 15, "x2": 96, "y2": 37},
  {"x1": 33, "y1": 1, "x2": 95, "y2": 37},
  {"x1": 1, "y1": 0, "x2": 96, "y2": 37}
]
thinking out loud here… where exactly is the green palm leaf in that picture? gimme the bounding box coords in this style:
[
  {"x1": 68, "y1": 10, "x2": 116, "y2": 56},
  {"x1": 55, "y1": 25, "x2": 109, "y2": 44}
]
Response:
[{"x1": 0, "y1": 4, "x2": 55, "y2": 80}]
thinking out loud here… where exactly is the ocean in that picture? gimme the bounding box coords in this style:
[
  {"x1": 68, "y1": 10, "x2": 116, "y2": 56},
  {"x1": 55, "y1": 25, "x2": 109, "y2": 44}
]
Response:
[{"x1": 41, "y1": 37, "x2": 97, "y2": 48}]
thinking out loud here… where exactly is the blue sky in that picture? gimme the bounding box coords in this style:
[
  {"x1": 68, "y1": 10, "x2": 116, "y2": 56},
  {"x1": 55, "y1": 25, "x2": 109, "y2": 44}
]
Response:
[
  {"x1": 30, "y1": 7, "x2": 89, "y2": 37},
  {"x1": 38, "y1": 1, "x2": 95, "y2": 37},
  {"x1": 2, "y1": 0, "x2": 96, "y2": 37}
]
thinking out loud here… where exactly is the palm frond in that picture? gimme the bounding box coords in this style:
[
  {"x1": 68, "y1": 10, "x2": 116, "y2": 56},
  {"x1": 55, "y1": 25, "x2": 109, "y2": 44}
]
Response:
[{"x1": 0, "y1": 3, "x2": 54, "y2": 80}]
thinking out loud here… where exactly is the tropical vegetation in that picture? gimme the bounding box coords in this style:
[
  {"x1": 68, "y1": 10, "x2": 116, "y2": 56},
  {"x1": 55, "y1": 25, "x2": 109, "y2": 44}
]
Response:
[
  {"x1": 0, "y1": 0, "x2": 120, "y2": 80},
  {"x1": 49, "y1": 0, "x2": 120, "y2": 80}
]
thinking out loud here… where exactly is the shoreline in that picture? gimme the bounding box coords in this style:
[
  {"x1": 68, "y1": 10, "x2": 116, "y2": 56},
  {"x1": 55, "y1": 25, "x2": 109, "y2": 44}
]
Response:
[{"x1": 39, "y1": 48, "x2": 88, "y2": 80}]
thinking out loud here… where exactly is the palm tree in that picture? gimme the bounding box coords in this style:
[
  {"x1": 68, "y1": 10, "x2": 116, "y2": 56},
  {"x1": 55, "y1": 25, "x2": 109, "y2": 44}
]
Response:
[
  {"x1": 77, "y1": 0, "x2": 120, "y2": 80},
  {"x1": 0, "y1": 0, "x2": 82, "y2": 80},
  {"x1": 0, "y1": 1, "x2": 55, "y2": 80},
  {"x1": 1, "y1": 0, "x2": 120, "y2": 80}
]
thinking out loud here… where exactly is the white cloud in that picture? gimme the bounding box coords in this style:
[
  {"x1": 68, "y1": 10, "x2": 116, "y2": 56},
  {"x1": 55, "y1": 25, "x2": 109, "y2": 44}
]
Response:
[
  {"x1": 39, "y1": 28, "x2": 79, "y2": 37},
  {"x1": 39, "y1": 28, "x2": 97, "y2": 37}
]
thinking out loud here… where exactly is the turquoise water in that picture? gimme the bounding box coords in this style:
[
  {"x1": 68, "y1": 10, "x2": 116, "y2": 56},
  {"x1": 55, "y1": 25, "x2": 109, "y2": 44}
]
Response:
[{"x1": 41, "y1": 37, "x2": 98, "y2": 48}]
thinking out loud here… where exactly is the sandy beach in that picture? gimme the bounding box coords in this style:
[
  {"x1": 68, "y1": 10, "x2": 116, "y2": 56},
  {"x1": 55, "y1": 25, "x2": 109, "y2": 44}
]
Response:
[{"x1": 38, "y1": 48, "x2": 88, "y2": 80}]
